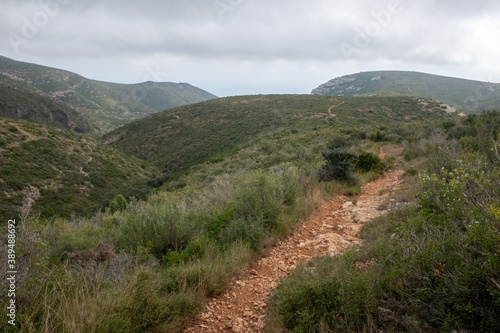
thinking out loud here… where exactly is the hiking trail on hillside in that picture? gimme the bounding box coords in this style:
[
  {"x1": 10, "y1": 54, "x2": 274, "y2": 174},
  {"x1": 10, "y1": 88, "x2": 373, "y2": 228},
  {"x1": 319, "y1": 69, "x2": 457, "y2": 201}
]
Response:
[
  {"x1": 324, "y1": 99, "x2": 344, "y2": 123},
  {"x1": 184, "y1": 169, "x2": 404, "y2": 332}
]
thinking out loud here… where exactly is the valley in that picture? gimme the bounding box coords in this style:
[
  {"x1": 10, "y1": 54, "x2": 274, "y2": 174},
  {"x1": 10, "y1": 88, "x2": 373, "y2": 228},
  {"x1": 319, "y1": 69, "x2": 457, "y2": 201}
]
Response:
[{"x1": 0, "y1": 56, "x2": 499, "y2": 332}]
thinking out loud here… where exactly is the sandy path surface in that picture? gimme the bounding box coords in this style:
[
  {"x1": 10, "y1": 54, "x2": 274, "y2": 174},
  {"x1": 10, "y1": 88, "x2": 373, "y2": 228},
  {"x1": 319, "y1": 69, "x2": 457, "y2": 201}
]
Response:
[{"x1": 184, "y1": 169, "x2": 404, "y2": 332}]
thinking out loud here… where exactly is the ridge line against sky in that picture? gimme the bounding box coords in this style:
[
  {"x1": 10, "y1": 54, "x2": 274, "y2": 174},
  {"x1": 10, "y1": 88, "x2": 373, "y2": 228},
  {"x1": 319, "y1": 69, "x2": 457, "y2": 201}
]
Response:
[{"x1": 1, "y1": 0, "x2": 500, "y2": 97}]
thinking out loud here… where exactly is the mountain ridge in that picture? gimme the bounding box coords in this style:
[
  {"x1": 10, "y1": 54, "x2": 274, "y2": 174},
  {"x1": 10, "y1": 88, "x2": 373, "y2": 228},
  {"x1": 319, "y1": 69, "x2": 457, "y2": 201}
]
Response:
[
  {"x1": 0, "y1": 55, "x2": 217, "y2": 134},
  {"x1": 311, "y1": 70, "x2": 500, "y2": 113}
]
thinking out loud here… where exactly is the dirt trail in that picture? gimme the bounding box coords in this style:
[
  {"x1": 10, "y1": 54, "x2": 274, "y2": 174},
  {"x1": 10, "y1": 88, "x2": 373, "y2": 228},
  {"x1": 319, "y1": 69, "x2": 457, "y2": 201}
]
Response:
[
  {"x1": 184, "y1": 169, "x2": 404, "y2": 332},
  {"x1": 324, "y1": 99, "x2": 345, "y2": 123}
]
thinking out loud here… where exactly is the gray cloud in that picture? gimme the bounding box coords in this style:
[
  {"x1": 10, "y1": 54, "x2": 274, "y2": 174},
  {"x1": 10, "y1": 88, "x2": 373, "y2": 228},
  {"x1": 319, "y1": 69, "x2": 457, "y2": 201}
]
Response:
[{"x1": 1, "y1": 0, "x2": 499, "y2": 96}]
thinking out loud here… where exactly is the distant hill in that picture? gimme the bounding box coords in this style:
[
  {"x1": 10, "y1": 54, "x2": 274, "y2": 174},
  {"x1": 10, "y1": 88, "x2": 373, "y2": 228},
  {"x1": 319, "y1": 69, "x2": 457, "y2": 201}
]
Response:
[
  {"x1": 104, "y1": 94, "x2": 454, "y2": 173},
  {"x1": 0, "y1": 117, "x2": 161, "y2": 221},
  {"x1": 311, "y1": 71, "x2": 500, "y2": 113},
  {"x1": 0, "y1": 55, "x2": 217, "y2": 134}
]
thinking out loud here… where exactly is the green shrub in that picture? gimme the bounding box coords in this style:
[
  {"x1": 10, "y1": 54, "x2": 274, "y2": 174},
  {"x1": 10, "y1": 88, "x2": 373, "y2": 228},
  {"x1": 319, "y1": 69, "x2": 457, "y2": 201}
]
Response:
[
  {"x1": 356, "y1": 149, "x2": 384, "y2": 173},
  {"x1": 102, "y1": 214, "x2": 121, "y2": 228},
  {"x1": 163, "y1": 236, "x2": 209, "y2": 266},
  {"x1": 325, "y1": 134, "x2": 350, "y2": 150},
  {"x1": 116, "y1": 164, "x2": 307, "y2": 262},
  {"x1": 7, "y1": 125, "x2": 18, "y2": 133},
  {"x1": 405, "y1": 167, "x2": 418, "y2": 176},
  {"x1": 319, "y1": 150, "x2": 356, "y2": 183},
  {"x1": 116, "y1": 197, "x2": 196, "y2": 259},
  {"x1": 349, "y1": 130, "x2": 367, "y2": 141},
  {"x1": 47, "y1": 222, "x2": 104, "y2": 263},
  {"x1": 110, "y1": 194, "x2": 127, "y2": 213},
  {"x1": 268, "y1": 253, "x2": 378, "y2": 332},
  {"x1": 369, "y1": 130, "x2": 385, "y2": 142},
  {"x1": 233, "y1": 171, "x2": 284, "y2": 230},
  {"x1": 218, "y1": 217, "x2": 265, "y2": 251},
  {"x1": 205, "y1": 205, "x2": 236, "y2": 241}
]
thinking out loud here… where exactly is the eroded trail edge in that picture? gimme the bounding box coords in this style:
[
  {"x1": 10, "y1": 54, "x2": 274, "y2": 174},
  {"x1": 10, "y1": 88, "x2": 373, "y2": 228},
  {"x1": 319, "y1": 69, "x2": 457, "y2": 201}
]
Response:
[{"x1": 184, "y1": 170, "x2": 404, "y2": 332}]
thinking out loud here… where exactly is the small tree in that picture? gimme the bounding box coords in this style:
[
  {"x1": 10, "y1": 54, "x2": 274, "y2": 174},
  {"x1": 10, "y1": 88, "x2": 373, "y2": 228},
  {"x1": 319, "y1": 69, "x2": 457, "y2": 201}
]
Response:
[{"x1": 109, "y1": 194, "x2": 127, "y2": 213}]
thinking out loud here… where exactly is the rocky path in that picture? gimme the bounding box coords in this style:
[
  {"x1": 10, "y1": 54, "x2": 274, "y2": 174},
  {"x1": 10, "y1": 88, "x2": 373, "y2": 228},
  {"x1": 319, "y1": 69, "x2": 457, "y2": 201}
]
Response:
[{"x1": 184, "y1": 169, "x2": 404, "y2": 332}]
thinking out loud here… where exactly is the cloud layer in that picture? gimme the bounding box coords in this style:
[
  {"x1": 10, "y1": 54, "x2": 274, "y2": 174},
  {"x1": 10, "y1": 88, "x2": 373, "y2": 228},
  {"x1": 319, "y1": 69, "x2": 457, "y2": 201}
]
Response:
[{"x1": 1, "y1": 0, "x2": 499, "y2": 96}]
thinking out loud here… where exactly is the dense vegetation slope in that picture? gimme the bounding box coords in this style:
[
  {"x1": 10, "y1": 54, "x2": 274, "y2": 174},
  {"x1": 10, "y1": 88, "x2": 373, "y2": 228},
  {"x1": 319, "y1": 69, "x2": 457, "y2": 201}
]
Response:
[
  {"x1": 0, "y1": 118, "x2": 160, "y2": 221},
  {"x1": 105, "y1": 94, "x2": 452, "y2": 173},
  {"x1": 0, "y1": 84, "x2": 96, "y2": 133},
  {"x1": 0, "y1": 55, "x2": 217, "y2": 134},
  {"x1": 312, "y1": 71, "x2": 500, "y2": 113}
]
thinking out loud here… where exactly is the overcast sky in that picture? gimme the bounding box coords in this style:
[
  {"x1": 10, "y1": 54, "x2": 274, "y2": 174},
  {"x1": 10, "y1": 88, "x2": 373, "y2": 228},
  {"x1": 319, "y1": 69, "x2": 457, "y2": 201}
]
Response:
[{"x1": 1, "y1": 0, "x2": 500, "y2": 96}]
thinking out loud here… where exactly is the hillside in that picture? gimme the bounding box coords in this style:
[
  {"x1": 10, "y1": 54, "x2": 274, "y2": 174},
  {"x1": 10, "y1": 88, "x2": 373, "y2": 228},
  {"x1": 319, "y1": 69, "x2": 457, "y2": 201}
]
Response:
[
  {"x1": 0, "y1": 84, "x2": 97, "y2": 133},
  {"x1": 0, "y1": 118, "x2": 160, "y2": 221},
  {"x1": 104, "y1": 94, "x2": 454, "y2": 173},
  {"x1": 311, "y1": 71, "x2": 500, "y2": 113},
  {"x1": 0, "y1": 55, "x2": 217, "y2": 134},
  {"x1": 4, "y1": 99, "x2": 498, "y2": 332}
]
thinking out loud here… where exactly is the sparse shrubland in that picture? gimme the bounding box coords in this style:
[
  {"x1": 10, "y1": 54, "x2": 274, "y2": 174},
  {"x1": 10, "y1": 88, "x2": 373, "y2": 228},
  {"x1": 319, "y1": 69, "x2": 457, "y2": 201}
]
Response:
[
  {"x1": 267, "y1": 112, "x2": 500, "y2": 332},
  {"x1": 0, "y1": 95, "x2": 459, "y2": 332},
  {"x1": 312, "y1": 70, "x2": 500, "y2": 113}
]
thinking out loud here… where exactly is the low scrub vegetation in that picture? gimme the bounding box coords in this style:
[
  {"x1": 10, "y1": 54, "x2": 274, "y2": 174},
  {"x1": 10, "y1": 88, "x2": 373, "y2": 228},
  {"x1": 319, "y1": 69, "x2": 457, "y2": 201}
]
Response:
[
  {"x1": 0, "y1": 96, "x2": 466, "y2": 332},
  {"x1": 105, "y1": 94, "x2": 449, "y2": 173},
  {"x1": 0, "y1": 161, "x2": 327, "y2": 332},
  {"x1": 0, "y1": 105, "x2": 400, "y2": 331},
  {"x1": 0, "y1": 119, "x2": 160, "y2": 221},
  {"x1": 267, "y1": 112, "x2": 500, "y2": 332}
]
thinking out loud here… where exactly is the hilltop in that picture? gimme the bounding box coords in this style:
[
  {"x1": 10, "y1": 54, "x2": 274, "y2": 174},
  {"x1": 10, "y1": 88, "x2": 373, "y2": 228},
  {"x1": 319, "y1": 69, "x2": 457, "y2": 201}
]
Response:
[
  {"x1": 311, "y1": 71, "x2": 500, "y2": 113},
  {"x1": 0, "y1": 55, "x2": 217, "y2": 134},
  {"x1": 104, "y1": 94, "x2": 454, "y2": 173}
]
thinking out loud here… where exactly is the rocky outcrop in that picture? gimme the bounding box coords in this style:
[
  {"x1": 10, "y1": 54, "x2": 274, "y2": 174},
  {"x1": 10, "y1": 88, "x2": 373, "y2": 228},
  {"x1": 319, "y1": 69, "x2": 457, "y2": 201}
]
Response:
[{"x1": 311, "y1": 77, "x2": 360, "y2": 95}]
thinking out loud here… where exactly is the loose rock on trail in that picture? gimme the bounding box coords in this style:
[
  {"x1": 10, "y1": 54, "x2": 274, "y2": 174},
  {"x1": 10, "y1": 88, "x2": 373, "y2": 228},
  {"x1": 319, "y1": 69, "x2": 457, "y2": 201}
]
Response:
[{"x1": 184, "y1": 169, "x2": 404, "y2": 332}]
